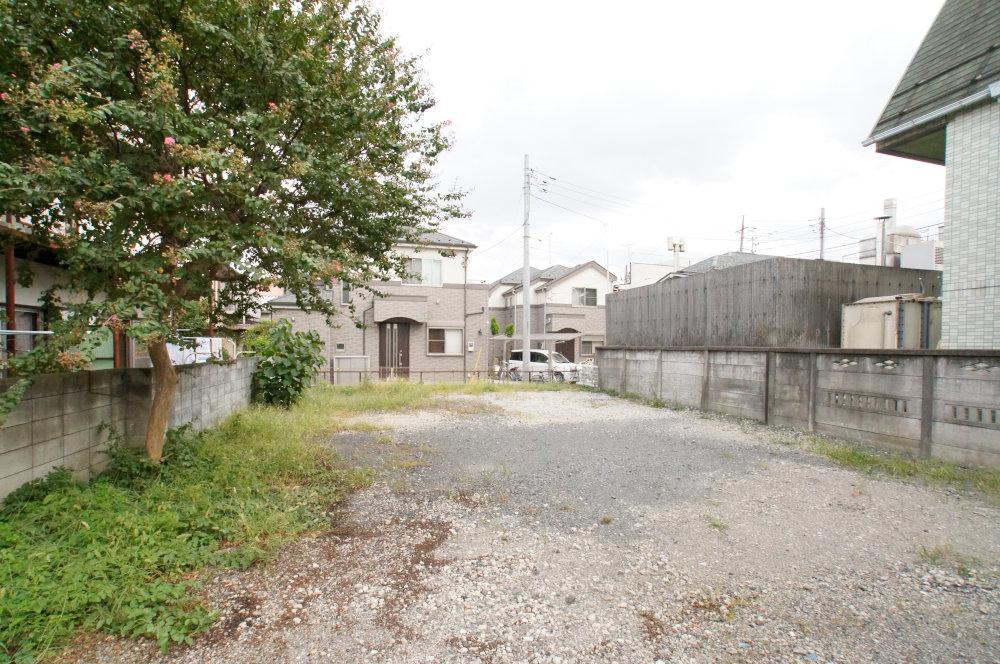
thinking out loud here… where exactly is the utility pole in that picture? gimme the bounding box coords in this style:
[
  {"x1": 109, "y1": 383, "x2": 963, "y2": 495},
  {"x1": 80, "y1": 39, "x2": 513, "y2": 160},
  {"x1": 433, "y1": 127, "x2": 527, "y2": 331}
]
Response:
[
  {"x1": 818, "y1": 207, "x2": 826, "y2": 260},
  {"x1": 875, "y1": 215, "x2": 891, "y2": 266},
  {"x1": 522, "y1": 154, "x2": 531, "y2": 355},
  {"x1": 739, "y1": 215, "x2": 745, "y2": 252}
]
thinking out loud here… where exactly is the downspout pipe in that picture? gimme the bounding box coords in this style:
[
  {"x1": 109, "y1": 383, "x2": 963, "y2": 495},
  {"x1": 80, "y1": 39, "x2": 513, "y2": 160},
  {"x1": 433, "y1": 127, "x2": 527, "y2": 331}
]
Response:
[{"x1": 862, "y1": 80, "x2": 1000, "y2": 147}]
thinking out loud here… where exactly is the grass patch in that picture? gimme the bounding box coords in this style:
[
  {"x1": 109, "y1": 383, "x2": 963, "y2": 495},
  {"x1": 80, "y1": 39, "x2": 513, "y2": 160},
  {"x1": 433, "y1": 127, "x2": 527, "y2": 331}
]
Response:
[
  {"x1": 316, "y1": 379, "x2": 575, "y2": 415},
  {"x1": 705, "y1": 515, "x2": 729, "y2": 533},
  {"x1": 788, "y1": 433, "x2": 1000, "y2": 503},
  {"x1": 917, "y1": 544, "x2": 979, "y2": 577},
  {"x1": 0, "y1": 388, "x2": 375, "y2": 663},
  {"x1": 581, "y1": 386, "x2": 684, "y2": 411}
]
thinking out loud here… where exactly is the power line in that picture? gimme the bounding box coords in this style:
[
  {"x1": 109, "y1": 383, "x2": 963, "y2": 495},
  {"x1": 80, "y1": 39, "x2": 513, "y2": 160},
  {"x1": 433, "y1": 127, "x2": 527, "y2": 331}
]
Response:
[{"x1": 530, "y1": 168, "x2": 650, "y2": 207}]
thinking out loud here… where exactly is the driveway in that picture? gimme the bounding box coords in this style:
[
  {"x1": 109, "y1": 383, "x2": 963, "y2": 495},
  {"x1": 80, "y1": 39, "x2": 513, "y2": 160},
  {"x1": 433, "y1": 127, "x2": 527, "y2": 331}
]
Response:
[{"x1": 83, "y1": 390, "x2": 1000, "y2": 664}]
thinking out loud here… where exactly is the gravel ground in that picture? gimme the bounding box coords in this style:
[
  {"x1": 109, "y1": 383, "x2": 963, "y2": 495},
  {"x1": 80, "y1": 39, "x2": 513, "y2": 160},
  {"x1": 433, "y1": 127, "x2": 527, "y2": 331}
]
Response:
[{"x1": 73, "y1": 390, "x2": 1000, "y2": 664}]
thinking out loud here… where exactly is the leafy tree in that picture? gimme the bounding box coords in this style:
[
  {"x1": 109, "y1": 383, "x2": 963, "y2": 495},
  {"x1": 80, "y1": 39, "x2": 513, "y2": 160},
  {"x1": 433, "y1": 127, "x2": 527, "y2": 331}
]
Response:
[
  {"x1": 504, "y1": 323, "x2": 515, "y2": 338},
  {"x1": 489, "y1": 317, "x2": 500, "y2": 336},
  {"x1": 0, "y1": 0, "x2": 461, "y2": 459}
]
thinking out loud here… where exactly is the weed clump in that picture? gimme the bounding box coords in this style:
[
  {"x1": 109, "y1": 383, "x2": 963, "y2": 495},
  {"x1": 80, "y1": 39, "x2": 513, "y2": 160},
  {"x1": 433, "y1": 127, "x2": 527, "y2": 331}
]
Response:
[{"x1": 0, "y1": 402, "x2": 372, "y2": 662}]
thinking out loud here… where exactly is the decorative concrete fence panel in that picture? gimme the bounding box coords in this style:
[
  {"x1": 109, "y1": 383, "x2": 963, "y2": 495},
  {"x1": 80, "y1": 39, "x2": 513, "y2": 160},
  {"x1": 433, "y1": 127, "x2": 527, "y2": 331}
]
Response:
[
  {"x1": 596, "y1": 347, "x2": 1000, "y2": 468},
  {"x1": 0, "y1": 358, "x2": 258, "y2": 498},
  {"x1": 932, "y1": 357, "x2": 1000, "y2": 467}
]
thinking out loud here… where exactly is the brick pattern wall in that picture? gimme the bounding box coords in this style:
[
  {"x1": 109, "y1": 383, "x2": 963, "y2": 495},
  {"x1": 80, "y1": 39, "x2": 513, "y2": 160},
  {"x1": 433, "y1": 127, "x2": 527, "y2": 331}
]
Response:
[
  {"x1": 0, "y1": 358, "x2": 257, "y2": 498},
  {"x1": 942, "y1": 101, "x2": 1000, "y2": 349}
]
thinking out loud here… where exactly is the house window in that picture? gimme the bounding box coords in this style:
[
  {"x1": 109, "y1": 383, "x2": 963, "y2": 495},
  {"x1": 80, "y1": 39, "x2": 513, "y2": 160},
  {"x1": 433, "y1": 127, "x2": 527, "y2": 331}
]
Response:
[
  {"x1": 335, "y1": 342, "x2": 346, "y2": 352},
  {"x1": 340, "y1": 283, "x2": 351, "y2": 305},
  {"x1": 403, "y1": 258, "x2": 442, "y2": 286},
  {"x1": 428, "y1": 328, "x2": 462, "y2": 355},
  {"x1": 581, "y1": 340, "x2": 598, "y2": 355},
  {"x1": 573, "y1": 287, "x2": 598, "y2": 306}
]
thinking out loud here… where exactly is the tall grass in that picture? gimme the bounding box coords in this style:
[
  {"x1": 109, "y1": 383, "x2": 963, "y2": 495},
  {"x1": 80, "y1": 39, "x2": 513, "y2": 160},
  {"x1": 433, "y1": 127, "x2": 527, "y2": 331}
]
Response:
[{"x1": 0, "y1": 395, "x2": 373, "y2": 663}]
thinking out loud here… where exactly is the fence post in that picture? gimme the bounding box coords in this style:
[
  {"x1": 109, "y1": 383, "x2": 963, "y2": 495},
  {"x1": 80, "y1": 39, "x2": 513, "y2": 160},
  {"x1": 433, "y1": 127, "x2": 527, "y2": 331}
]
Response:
[
  {"x1": 700, "y1": 350, "x2": 710, "y2": 411},
  {"x1": 763, "y1": 350, "x2": 771, "y2": 424},
  {"x1": 807, "y1": 352, "x2": 818, "y2": 432},
  {"x1": 920, "y1": 355, "x2": 935, "y2": 458},
  {"x1": 657, "y1": 349, "x2": 664, "y2": 401},
  {"x1": 621, "y1": 349, "x2": 627, "y2": 394}
]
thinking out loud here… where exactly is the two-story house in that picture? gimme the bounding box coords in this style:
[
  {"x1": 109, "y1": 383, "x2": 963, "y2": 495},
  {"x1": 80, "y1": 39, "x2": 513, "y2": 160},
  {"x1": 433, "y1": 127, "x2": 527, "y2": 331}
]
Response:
[
  {"x1": 265, "y1": 231, "x2": 490, "y2": 382},
  {"x1": 863, "y1": 0, "x2": 999, "y2": 348},
  {"x1": 487, "y1": 261, "x2": 616, "y2": 363}
]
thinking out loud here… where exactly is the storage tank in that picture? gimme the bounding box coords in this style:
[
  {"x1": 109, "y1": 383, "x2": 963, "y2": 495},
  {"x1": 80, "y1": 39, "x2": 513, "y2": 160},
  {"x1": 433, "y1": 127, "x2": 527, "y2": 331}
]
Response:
[{"x1": 841, "y1": 294, "x2": 941, "y2": 349}]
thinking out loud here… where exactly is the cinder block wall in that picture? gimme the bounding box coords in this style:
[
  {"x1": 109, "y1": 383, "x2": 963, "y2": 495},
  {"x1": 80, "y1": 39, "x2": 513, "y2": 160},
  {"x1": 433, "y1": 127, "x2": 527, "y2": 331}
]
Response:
[
  {"x1": 0, "y1": 358, "x2": 257, "y2": 498},
  {"x1": 598, "y1": 347, "x2": 1000, "y2": 468},
  {"x1": 942, "y1": 101, "x2": 1000, "y2": 349}
]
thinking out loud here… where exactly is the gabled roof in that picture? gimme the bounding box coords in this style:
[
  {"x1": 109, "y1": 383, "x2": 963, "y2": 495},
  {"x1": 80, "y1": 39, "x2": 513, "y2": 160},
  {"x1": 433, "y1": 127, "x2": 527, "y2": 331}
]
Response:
[
  {"x1": 267, "y1": 288, "x2": 336, "y2": 309},
  {"x1": 864, "y1": 0, "x2": 1000, "y2": 163},
  {"x1": 491, "y1": 266, "x2": 542, "y2": 289},
  {"x1": 405, "y1": 230, "x2": 476, "y2": 249},
  {"x1": 659, "y1": 252, "x2": 774, "y2": 281},
  {"x1": 501, "y1": 261, "x2": 617, "y2": 295}
]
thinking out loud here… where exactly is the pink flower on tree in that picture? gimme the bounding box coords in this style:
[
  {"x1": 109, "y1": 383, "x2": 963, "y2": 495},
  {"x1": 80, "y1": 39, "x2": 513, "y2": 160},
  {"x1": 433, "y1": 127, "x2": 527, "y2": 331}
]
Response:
[
  {"x1": 268, "y1": 101, "x2": 277, "y2": 111},
  {"x1": 0, "y1": 93, "x2": 9, "y2": 101},
  {"x1": 162, "y1": 173, "x2": 173, "y2": 182},
  {"x1": 19, "y1": 126, "x2": 29, "y2": 134},
  {"x1": 163, "y1": 136, "x2": 176, "y2": 147}
]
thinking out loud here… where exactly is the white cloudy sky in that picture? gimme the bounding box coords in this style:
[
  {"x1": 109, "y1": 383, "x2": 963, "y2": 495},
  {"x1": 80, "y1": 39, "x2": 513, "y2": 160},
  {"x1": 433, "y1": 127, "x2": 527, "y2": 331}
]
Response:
[{"x1": 374, "y1": 0, "x2": 947, "y2": 282}]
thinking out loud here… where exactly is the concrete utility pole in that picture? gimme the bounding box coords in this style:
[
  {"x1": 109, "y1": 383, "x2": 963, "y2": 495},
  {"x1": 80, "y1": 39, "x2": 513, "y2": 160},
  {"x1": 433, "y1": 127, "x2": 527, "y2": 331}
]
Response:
[
  {"x1": 875, "y1": 215, "x2": 891, "y2": 266},
  {"x1": 522, "y1": 154, "x2": 531, "y2": 356},
  {"x1": 739, "y1": 215, "x2": 745, "y2": 252},
  {"x1": 818, "y1": 207, "x2": 826, "y2": 260}
]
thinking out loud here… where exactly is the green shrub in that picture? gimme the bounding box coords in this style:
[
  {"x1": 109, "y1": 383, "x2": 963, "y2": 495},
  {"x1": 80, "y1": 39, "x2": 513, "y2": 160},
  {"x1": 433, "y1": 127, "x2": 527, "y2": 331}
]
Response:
[
  {"x1": 252, "y1": 320, "x2": 325, "y2": 408},
  {"x1": 239, "y1": 320, "x2": 277, "y2": 355}
]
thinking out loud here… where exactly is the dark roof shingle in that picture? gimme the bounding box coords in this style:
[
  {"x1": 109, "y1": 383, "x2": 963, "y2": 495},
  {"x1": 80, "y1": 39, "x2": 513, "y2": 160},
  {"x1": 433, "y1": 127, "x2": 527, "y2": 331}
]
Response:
[{"x1": 867, "y1": 0, "x2": 1000, "y2": 143}]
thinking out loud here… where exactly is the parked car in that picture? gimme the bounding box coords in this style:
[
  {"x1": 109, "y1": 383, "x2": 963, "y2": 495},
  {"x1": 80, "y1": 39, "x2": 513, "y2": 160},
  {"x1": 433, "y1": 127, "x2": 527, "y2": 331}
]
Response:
[{"x1": 507, "y1": 349, "x2": 580, "y2": 383}]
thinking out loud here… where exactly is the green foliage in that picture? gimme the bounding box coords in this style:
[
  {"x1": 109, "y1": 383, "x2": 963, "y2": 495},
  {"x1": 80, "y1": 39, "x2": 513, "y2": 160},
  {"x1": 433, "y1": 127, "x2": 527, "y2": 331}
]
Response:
[
  {"x1": 0, "y1": 0, "x2": 463, "y2": 401},
  {"x1": 489, "y1": 317, "x2": 500, "y2": 336},
  {"x1": 240, "y1": 320, "x2": 277, "y2": 356},
  {"x1": 504, "y1": 324, "x2": 515, "y2": 337},
  {"x1": 252, "y1": 320, "x2": 325, "y2": 408},
  {"x1": 0, "y1": 402, "x2": 372, "y2": 662},
  {"x1": 315, "y1": 379, "x2": 575, "y2": 414}
]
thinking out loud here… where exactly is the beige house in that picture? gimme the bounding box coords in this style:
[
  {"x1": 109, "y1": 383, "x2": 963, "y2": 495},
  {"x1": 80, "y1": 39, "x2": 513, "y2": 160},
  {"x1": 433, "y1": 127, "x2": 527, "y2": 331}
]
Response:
[
  {"x1": 487, "y1": 261, "x2": 615, "y2": 363},
  {"x1": 265, "y1": 232, "x2": 490, "y2": 382}
]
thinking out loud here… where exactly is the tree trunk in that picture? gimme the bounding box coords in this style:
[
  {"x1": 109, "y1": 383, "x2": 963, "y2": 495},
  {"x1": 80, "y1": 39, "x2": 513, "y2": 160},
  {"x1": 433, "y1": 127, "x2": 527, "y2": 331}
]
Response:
[{"x1": 146, "y1": 340, "x2": 179, "y2": 462}]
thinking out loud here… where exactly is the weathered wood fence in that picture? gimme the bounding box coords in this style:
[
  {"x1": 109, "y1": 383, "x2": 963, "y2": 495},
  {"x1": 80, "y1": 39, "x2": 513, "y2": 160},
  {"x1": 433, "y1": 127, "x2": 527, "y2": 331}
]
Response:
[{"x1": 606, "y1": 258, "x2": 942, "y2": 348}]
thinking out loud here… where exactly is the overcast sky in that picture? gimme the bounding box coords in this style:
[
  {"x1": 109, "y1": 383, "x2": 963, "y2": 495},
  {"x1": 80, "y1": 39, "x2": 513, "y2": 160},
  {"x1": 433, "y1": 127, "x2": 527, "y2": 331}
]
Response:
[{"x1": 374, "y1": 0, "x2": 947, "y2": 282}]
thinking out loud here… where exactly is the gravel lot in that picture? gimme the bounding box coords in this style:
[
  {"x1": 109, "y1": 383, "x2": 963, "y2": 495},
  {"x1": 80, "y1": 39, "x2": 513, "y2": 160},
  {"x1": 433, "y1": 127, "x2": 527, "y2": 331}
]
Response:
[{"x1": 77, "y1": 390, "x2": 1000, "y2": 664}]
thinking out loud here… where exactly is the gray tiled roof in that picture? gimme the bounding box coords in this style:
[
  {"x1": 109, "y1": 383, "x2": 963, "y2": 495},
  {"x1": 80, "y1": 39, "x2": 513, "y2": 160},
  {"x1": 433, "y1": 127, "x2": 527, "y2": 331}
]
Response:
[
  {"x1": 267, "y1": 288, "x2": 336, "y2": 308},
  {"x1": 536, "y1": 264, "x2": 573, "y2": 280},
  {"x1": 492, "y1": 266, "x2": 542, "y2": 288},
  {"x1": 669, "y1": 252, "x2": 775, "y2": 278},
  {"x1": 415, "y1": 230, "x2": 476, "y2": 249},
  {"x1": 867, "y1": 0, "x2": 1000, "y2": 140}
]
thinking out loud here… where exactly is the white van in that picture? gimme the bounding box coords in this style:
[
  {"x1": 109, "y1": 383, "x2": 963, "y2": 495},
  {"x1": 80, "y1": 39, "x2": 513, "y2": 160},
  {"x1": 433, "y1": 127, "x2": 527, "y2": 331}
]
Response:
[{"x1": 508, "y1": 349, "x2": 580, "y2": 383}]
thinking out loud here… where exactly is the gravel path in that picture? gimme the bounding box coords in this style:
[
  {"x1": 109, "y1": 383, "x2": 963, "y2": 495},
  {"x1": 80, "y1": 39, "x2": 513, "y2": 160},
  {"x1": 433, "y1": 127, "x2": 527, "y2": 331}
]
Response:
[{"x1": 78, "y1": 390, "x2": 1000, "y2": 664}]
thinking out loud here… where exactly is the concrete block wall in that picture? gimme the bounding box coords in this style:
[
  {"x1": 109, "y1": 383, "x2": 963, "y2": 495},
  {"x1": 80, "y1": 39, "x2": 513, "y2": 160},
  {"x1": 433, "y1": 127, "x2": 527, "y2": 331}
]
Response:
[
  {"x1": 0, "y1": 358, "x2": 258, "y2": 498},
  {"x1": 598, "y1": 347, "x2": 1000, "y2": 468},
  {"x1": 942, "y1": 101, "x2": 1000, "y2": 349}
]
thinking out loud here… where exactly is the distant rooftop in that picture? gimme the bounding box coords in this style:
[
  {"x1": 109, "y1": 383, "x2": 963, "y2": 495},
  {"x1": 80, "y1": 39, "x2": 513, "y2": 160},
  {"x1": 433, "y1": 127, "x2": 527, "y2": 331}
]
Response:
[
  {"x1": 412, "y1": 230, "x2": 476, "y2": 249},
  {"x1": 662, "y1": 252, "x2": 776, "y2": 280}
]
